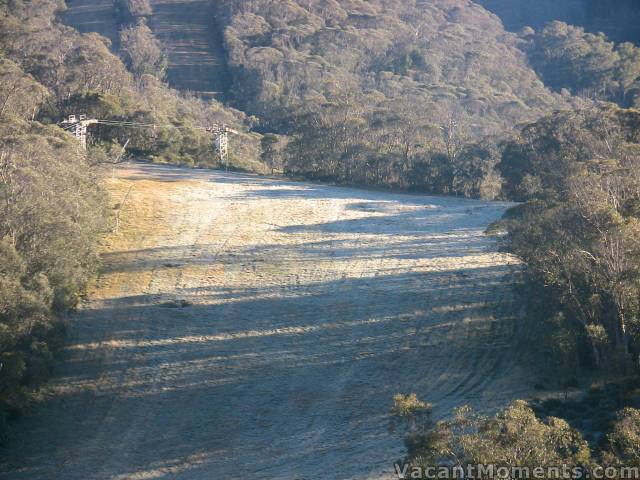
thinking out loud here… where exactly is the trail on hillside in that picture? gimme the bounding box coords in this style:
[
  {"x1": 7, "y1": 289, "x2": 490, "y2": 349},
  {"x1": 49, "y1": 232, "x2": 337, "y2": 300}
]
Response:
[
  {"x1": 62, "y1": 0, "x2": 229, "y2": 97},
  {"x1": 1, "y1": 164, "x2": 530, "y2": 479},
  {"x1": 147, "y1": 0, "x2": 229, "y2": 97},
  {"x1": 62, "y1": 0, "x2": 121, "y2": 47}
]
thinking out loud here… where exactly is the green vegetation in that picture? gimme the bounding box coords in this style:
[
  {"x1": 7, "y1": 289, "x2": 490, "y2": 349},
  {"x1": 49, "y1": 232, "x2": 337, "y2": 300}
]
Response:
[
  {"x1": 497, "y1": 106, "x2": 640, "y2": 373},
  {"x1": 530, "y1": 379, "x2": 640, "y2": 447},
  {"x1": 394, "y1": 105, "x2": 640, "y2": 477},
  {"x1": 392, "y1": 397, "x2": 640, "y2": 478},
  {"x1": 215, "y1": 0, "x2": 566, "y2": 132},
  {"x1": 0, "y1": 0, "x2": 261, "y2": 170},
  {"x1": 0, "y1": 0, "x2": 263, "y2": 440},
  {"x1": 0, "y1": 87, "x2": 107, "y2": 439},
  {"x1": 524, "y1": 22, "x2": 640, "y2": 107},
  {"x1": 211, "y1": 0, "x2": 576, "y2": 195},
  {"x1": 119, "y1": 21, "x2": 167, "y2": 83}
]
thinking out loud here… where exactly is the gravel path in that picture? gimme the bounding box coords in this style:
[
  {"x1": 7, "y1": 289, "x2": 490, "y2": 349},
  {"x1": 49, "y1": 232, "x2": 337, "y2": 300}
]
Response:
[{"x1": 1, "y1": 163, "x2": 529, "y2": 479}]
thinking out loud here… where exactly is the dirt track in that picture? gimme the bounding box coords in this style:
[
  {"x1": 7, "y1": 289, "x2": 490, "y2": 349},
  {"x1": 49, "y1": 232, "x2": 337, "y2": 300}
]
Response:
[{"x1": 1, "y1": 163, "x2": 529, "y2": 479}]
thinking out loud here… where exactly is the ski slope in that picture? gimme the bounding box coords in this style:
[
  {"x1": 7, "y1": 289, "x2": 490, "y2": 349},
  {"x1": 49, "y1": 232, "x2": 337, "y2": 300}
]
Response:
[{"x1": 1, "y1": 163, "x2": 530, "y2": 479}]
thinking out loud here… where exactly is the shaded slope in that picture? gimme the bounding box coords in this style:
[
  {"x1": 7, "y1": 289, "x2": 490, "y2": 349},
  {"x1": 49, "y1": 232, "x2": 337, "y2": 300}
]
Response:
[
  {"x1": 1, "y1": 163, "x2": 530, "y2": 479},
  {"x1": 147, "y1": 0, "x2": 230, "y2": 98},
  {"x1": 61, "y1": 0, "x2": 121, "y2": 47},
  {"x1": 61, "y1": 0, "x2": 230, "y2": 97}
]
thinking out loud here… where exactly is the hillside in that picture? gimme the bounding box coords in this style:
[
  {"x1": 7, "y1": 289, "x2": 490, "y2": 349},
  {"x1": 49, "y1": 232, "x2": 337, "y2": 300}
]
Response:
[
  {"x1": 61, "y1": 0, "x2": 230, "y2": 97},
  {"x1": 0, "y1": 163, "x2": 526, "y2": 479},
  {"x1": 147, "y1": 0, "x2": 230, "y2": 97},
  {"x1": 61, "y1": 0, "x2": 121, "y2": 47},
  {"x1": 56, "y1": 0, "x2": 586, "y2": 195},
  {"x1": 61, "y1": 0, "x2": 573, "y2": 135},
  {"x1": 213, "y1": 0, "x2": 568, "y2": 135},
  {"x1": 475, "y1": 0, "x2": 640, "y2": 44}
]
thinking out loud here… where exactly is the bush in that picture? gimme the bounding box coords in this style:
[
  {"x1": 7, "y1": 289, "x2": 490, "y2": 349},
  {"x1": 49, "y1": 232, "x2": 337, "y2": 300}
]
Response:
[
  {"x1": 0, "y1": 118, "x2": 107, "y2": 440},
  {"x1": 499, "y1": 106, "x2": 640, "y2": 370},
  {"x1": 399, "y1": 400, "x2": 591, "y2": 471},
  {"x1": 119, "y1": 22, "x2": 167, "y2": 82},
  {"x1": 605, "y1": 408, "x2": 640, "y2": 467}
]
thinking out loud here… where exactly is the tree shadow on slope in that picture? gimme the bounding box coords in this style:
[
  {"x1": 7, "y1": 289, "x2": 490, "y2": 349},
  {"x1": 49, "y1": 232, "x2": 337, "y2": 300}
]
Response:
[
  {"x1": 0, "y1": 264, "x2": 527, "y2": 479},
  {"x1": 100, "y1": 200, "x2": 509, "y2": 276}
]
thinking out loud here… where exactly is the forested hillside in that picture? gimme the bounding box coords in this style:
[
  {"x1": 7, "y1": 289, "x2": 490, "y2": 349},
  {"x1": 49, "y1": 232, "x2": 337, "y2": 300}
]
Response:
[
  {"x1": 522, "y1": 22, "x2": 640, "y2": 108},
  {"x1": 476, "y1": 0, "x2": 640, "y2": 45},
  {"x1": 215, "y1": 0, "x2": 565, "y2": 132},
  {"x1": 58, "y1": 0, "x2": 586, "y2": 196},
  {"x1": 2, "y1": 0, "x2": 261, "y2": 168},
  {"x1": 210, "y1": 0, "x2": 584, "y2": 194},
  {"x1": 55, "y1": 0, "x2": 640, "y2": 195},
  {"x1": 3, "y1": 0, "x2": 640, "y2": 471}
]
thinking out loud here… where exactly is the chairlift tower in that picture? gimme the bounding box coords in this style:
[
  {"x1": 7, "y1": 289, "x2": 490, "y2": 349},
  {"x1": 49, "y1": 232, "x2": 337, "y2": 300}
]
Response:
[
  {"x1": 215, "y1": 128, "x2": 229, "y2": 165},
  {"x1": 208, "y1": 124, "x2": 239, "y2": 168},
  {"x1": 61, "y1": 114, "x2": 98, "y2": 151},
  {"x1": 60, "y1": 116, "x2": 240, "y2": 163}
]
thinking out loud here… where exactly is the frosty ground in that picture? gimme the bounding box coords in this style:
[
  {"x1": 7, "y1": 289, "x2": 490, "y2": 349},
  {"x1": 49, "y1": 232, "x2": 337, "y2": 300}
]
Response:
[{"x1": 1, "y1": 163, "x2": 530, "y2": 479}]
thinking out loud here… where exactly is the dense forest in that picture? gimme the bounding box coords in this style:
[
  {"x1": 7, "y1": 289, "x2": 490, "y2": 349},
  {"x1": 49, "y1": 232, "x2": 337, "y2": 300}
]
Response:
[
  {"x1": 211, "y1": 0, "x2": 579, "y2": 194},
  {"x1": 498, "y1": 107, "x2": 640, "y2": 373},
  {"x1": 1, "y1": 0, "x2": 640, "y2": 472},
  {"x1": 205, "y1": 0, "x2": 640, "y2": 195}
]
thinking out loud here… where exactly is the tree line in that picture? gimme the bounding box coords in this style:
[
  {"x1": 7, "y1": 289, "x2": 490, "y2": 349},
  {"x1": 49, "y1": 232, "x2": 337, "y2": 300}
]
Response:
[
  {"x1": 0, "y1": 61, "x2": 106, "y2": 438},
  {"x1": 391, "y1": 393, "x2": 640, "y2": 479},
  {"x1": 390, "y1": 104, "x2": 640, "y2": 477},
  {"x1": 498, "y1": 106, "x2": 640, "y2": 375},
  {"x1": 0, "y1": 0, "x2": 264, "y2": 440}
]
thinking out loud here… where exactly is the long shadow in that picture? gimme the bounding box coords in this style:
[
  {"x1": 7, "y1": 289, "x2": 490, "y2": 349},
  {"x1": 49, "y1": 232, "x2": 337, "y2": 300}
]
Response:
[
  {"x1": 0, "y1": 265, "x2": 525, "y2": 479},
  {"x1": 61, "y1": 0, "x2": 120, "y2": 47},
  {"x1": 119, "y1": 163, "x2": 515, "y2": 210},
  {"x1": 117, "y1": 163, "x2": 290, "y2": 189},
  {"x1": 100, "y1": 197, "x2": 507, "y2": 276},
  {"x1": 1, "y1": 163, "x2": 522, "y2": 478},
  {"x1": 100, "y1": 233, "x2": 497, "y2": 275},
  {"x1": 224, "y1": 183, "x2": 512, "y2": 207}
]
